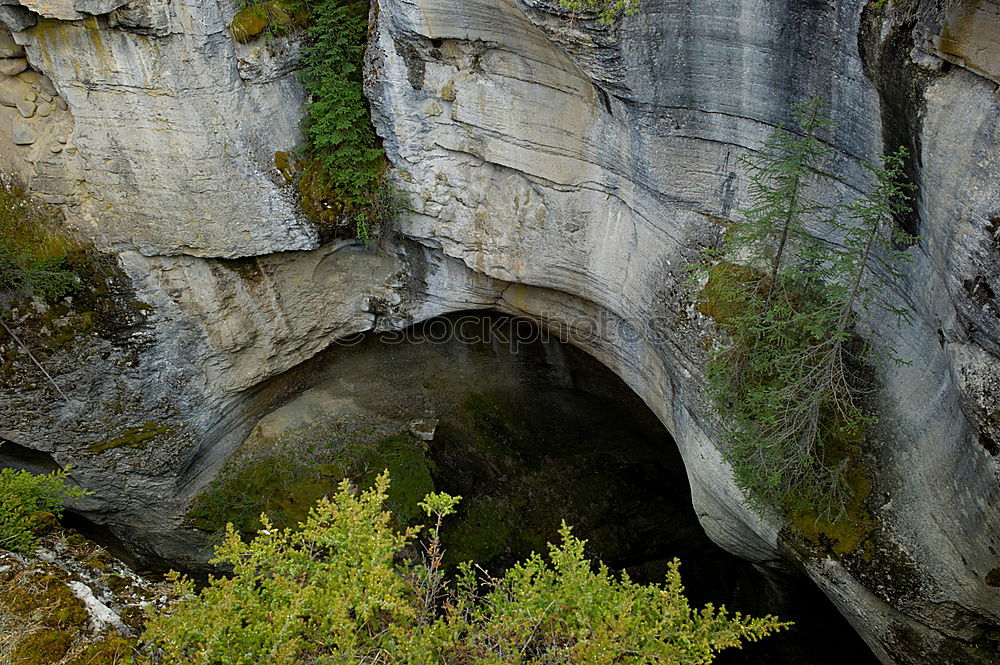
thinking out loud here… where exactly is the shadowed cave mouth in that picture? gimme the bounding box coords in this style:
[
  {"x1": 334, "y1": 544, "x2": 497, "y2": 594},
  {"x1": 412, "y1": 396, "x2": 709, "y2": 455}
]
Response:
[{"x1": 193, "y1": 312, "x2": 878, "y2": 665}]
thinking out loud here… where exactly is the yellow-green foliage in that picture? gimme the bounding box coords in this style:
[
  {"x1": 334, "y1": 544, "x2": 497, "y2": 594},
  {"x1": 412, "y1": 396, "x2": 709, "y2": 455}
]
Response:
[
  {"x1": 0, "y1": 465, "x2": 87, "y2": 553},
  {"x1": 145, "y1": 473, "x2": 786, "y2": 664},
  {"x1": 11, "y1": 629, "x2": 73, "y2": 665},
  {"x1": 0, "y1": 187, "x2": 80, "y2": 304},
  {"x1": 64, "y1": 634, "x2": 138, "y2": 665},
  {"x1": 229, "y1": 1, "x2": 305, "y2": 43},
  {"x1": 559, "y1": 0, "x2": 639, "y2": 24}
]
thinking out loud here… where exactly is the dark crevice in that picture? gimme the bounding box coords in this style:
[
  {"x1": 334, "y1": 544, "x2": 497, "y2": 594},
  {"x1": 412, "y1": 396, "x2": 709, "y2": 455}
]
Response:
[
  {"x1": 0, "y1": 437, "x2": 60, "y2": 474},
  {"x1": 858, "y1": 3, "x2": 945, "y2": 239}
]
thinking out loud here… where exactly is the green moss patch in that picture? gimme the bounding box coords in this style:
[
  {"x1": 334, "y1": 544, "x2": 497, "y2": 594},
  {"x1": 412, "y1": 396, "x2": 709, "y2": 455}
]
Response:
[
  {"x1": 11, "y1": 629, "x2": 74, "y2": 665},
  {"x1": 88, "y1": 421, "x2": 174, "y2": 454},
  {"x1": 65, "y1": 634, "x2": 137, "y2": 665},
  {"x1": 188, "y1": 432, "x2": 434, "y2": 539},
  {"x1": 1, "y1": 576, "x2": 89, "y2": 629},
  {"x1": 230, "y1": 1, "x2": 306, "y2": 43}
]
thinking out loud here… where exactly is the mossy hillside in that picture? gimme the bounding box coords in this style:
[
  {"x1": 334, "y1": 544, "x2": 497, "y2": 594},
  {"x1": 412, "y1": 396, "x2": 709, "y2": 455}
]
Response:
[
  {"x1": 0, "y1": 188, "x2": 154, "y2": 392},
  {"x1": 11, "y1": 629, "x2": 74, "y2": 665},
  {"x1": 187, "y1": 432, "x2": 434, "y2": 539},
  {"x1": 64, "y1": 634, "x2": 138, "y2": 665},
  {"x1": 1, "y1": 574, "x2": 89, "y2": 629}
]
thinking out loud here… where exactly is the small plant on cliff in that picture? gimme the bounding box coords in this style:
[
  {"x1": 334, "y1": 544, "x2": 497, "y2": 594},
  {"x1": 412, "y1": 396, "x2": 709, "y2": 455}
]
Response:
[
  {"x1": 145, "y1": 472, "x2": 785, "y2": 663},
  {"x1": 294, "y1": 0, "x2": 402, "y2": 244},
  {"x1": 558, "y1": 0, "x2": 640, "y2": 24},
  {"x1": 695, "y1": 100, "x2": 917, "y2": 530},
  {"x1": 0, "y1": 187, "x2": 79, "y2": 306},
  {"x1": 0, "y1": 460, "x2": 87, "y2": 553}
]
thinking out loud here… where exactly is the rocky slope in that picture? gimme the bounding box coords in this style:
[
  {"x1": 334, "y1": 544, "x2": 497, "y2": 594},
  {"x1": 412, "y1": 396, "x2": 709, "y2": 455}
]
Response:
[{"x1": 0, "y1": 0, "x2": 997, "y2": 663}]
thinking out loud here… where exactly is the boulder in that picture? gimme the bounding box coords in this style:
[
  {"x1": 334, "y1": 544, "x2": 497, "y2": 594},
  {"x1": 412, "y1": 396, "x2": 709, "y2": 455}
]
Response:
[
  {"x1": 11, "y1": 116, "x2": 35, "y2": 145},
  {"x1": 0, "y1": 28, "x2": 26, "y2": 59},
  {"x1": 0, "y1": 76, "x2": 31, "y2": 107},
  {"x1": 0, "y1": 6, "x2": 38, "y2": 32},
  {"x1": 16, "y1": 69, "x2": 40, "y2": 84},
  {"x1": 16, "y1": 99, "x2": 35, "y2": 118},
  {"x1": 0, "y1": 58, "x2": 27, "y2": 76},
  {"x1": 36, "y1": 75, "x2": 57, "y2": 97},
  {"x1": 35, "y1": 101, "x2": 50, "y2": 117}
]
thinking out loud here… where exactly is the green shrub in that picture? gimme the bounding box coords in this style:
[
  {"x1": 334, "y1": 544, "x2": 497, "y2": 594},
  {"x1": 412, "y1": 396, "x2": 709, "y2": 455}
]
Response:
[
  {"x1": 146, "y1": 473, "x2": 786, "y2": 664},
  {"x1": 0, "y1": 465, "x2": 87, "y2": 553},
  {"x1": 295, "y1": 0, "x2": 403, "y2": 243},
  {"x1": 0, "y1": 187, "x2": 79, "y2": 304},
  {"x1": 559, "y1": 0, "x2": 640, "y2": 24}
]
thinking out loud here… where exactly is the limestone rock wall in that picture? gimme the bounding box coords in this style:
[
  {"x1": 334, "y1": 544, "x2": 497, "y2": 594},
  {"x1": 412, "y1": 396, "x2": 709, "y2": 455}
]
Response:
[
  {"x1": 2, "y1": 0, "x2": 315, "y2": 257},
  {"x1": 0, "y1": 0, "x2": 997, "y2": 663},
  {"x1": 368, "y1": 0, "x2": 1000, "y2": 662}
]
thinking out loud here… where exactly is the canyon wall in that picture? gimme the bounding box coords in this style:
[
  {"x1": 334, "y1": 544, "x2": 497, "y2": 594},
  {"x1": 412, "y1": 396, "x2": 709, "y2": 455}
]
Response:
[{"x1": 0, "y1": 0, "x2": 997, "y2": 662}]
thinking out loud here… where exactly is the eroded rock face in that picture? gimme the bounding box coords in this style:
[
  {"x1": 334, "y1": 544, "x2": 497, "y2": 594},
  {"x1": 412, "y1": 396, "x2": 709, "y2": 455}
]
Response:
[
  {"x1": 0, "y1": 0, "x2": 997, "y2": 663},
  {"x1": 0, "y1": 0, "x2": 315, "y2": 257},
  {"x1": 368, "y1": 0, "x2": 1000, "y2": 662}
]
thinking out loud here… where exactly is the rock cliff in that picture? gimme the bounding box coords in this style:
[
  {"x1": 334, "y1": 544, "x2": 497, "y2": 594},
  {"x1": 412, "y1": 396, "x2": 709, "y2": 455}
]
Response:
[{"x1": 0, "y1": 0, "x2": 997, "y2": 663}]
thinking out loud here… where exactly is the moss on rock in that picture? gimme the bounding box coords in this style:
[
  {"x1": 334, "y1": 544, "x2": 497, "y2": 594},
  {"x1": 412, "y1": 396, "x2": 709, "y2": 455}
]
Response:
[
  {"x1": 188, "y1": 432, "x2": 435, "y2": 539},
  {"x1": 88, "y1": 421, "x2": 174, "y2": 454},
  {"x1": 11, "y1": 629, "x2": 73, "y2": 665},
  {"x1": 1, "y1": 575, "x2": 88, "y2": 629},
  {"x1": 64, "y1": 634, "x2": 137, "y2": 665}
]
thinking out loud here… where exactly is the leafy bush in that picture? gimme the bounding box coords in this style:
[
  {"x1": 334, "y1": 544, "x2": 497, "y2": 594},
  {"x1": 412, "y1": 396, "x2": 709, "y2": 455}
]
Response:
[
  {"x1": 145, "y1": 473, "x2": 785, "y2": 664},
  {"x1": 0, "y1": 465, "x2": 87, "y2": 553},
  {"x1": 0, "y1": 187, "x2": 79, "y2": 304},
  {"x1": 559, "y1": 0, "x2": 640, "y2": 24}
]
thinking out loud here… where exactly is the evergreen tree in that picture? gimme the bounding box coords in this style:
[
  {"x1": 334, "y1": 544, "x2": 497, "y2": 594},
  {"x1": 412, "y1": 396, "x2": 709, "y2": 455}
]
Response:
[{"x1": 697, "y1": 101, "x2": 916, "y2": 524}]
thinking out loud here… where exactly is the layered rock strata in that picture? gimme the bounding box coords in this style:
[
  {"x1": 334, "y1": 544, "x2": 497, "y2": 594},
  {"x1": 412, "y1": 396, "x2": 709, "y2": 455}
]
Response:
[{"x1": 0, "y1": 0, "x2": 996, "y2": 663}]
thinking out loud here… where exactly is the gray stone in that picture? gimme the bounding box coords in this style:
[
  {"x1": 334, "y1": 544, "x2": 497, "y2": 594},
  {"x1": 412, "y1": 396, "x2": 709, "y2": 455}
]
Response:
[
  {"x1": 15, "y1": 99, "x2": 34, "y2": 117},
  {"x1": 0, "y1": 28, "x2": 26, "y2": 59},
  {"x1": 409, "y1": 418, "x2": 439, "y2": 441},
  {"x1": 35, "y1": 100, "x2": 50, "y2": 117},
  {"x1": 73, "y1": 0, "x2": 132, "y2": 15},
  {"x1": 35, "y1": 75, "x2": 56, "y2": 97},
  {"x1": 50, "y1": 144, "x2": 62, "y2": 153},
  {"x1": 11, "y1": 116, "x2": 35, "y2": 144},
  {"x1": 0, "y1": 57, "x2": 27, "y2": 76},
  {"x1": 0, "y1": 75, "x2": 30, "y2": 106},
  {"x1": 54, "y1": 97, "x2": 67, "y2": 111},
  {"x1": 0, "y1": 6, "x2": 38, "y2": 32},
  {"x1": 24, "y1": 90, "x2": 35, "y2": 102},
  {"x1": 4, "y1": 7, "x2": 313, "y2": 257}
]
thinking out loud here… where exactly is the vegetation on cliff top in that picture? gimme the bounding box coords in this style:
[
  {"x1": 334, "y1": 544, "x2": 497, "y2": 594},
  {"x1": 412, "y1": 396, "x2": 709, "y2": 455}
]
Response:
[{"x1": 147, "y1": 473, "x2": 786, "y2": 664}]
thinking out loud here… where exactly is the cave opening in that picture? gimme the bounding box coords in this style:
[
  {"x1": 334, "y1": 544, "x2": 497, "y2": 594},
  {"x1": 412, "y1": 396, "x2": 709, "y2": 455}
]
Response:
[{"x1": 201, "y1": 311, "x2": 880, "y2": 665}]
